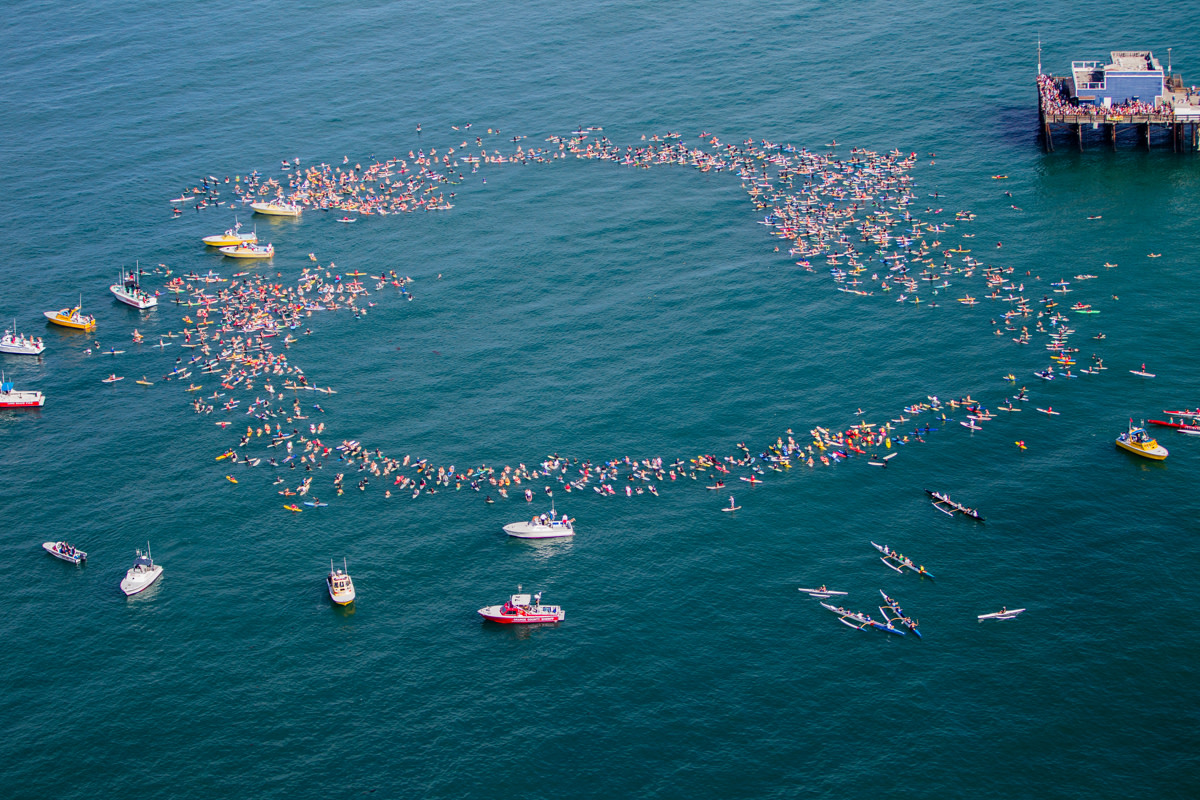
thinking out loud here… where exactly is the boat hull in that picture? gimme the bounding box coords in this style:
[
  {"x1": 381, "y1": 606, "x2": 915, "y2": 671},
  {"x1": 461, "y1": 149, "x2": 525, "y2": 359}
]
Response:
[
  {"x1": 111, "y1": 287, "x2": 157, "y2": 308},
  {"x1": 1115, "y1": 439, "x2": 1168, "y2": 460},
  {"x1": 251, "y1": 202, "x2": 302, "y2": 217},
  {"x1": 43, "y1": 311, "x2": 96, "y2": 331},
  {"x1": 203, "y1": 234, "x2": 257, "y2": 247},
  {"x1": 0, "y1": 337, "x2": 45, "y2": 355},
  {"x1": 502, "y1": 521, "x2": 575, "y2": 539},
  {"x1": 43, "y1": 542, "x2": 85, "y2": 563},
  {"x1": 478, "y1": 604, "x2": 565, "y2": 623},
  {"x1": 0, "y1": 391, "x2": 45, "y2": 408},
  {"x1": 327, "y1": 577, "x2": 355, "y2": 605},
  {"x1": 120, "y1": 565, "x2": 163, "y2": 596},
  {"x1": 219, "y1": 245, "x2": 274, "y2": 259}
]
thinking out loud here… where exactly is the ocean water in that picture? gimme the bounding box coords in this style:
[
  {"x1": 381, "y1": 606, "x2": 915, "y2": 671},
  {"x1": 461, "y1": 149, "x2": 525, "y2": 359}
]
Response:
[{"x1": 2, "y1": 1, "x2": 1199, "y2": 798}]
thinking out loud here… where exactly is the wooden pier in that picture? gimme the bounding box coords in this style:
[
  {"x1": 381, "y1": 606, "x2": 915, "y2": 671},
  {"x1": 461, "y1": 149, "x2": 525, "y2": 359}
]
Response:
[{"x1": 1038, "y1": 75, "x2": 1200, "y2": 153}]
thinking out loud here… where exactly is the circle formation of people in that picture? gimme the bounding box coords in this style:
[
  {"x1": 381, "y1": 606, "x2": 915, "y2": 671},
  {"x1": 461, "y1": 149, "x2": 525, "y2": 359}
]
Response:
[{"x1": 132, "y1": 124, "x2": 1120, "y2": 509}]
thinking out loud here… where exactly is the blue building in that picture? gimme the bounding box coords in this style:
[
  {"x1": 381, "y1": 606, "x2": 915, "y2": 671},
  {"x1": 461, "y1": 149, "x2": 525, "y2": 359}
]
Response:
[{"x1": 1069, "y1": 51, "x2": 1164, "y2": 107}]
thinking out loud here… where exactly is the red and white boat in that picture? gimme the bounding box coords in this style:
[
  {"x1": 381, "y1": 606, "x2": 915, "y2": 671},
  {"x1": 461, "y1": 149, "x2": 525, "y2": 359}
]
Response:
[
  {"x1": 478, "y1": 587, "x2": 565, "y2": 624},
  {"x1": 0, "y1": 372, "x2": 44, "y2": 408}
]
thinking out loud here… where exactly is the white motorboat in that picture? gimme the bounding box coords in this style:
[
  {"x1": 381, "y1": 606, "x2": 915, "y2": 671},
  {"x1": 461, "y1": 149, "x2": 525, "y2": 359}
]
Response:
[
  {"x1": 502, "y1": 507, "x2": 575, "y2": 539},
  {"x1": 43, "y1": 541, "x2": 86, "y2": 564},
  {"x1": 110, "y1": 266, "x2": 157, "y2": 309},
  {"x1": 327, "y1": 558, "x2": 355, "y2": 605},
  {"x1": 251, "y1": 201, "x2": 303, "y2": 217},
  {"x1": 120, "y1": 545, "x2": 163, "y2": 596},
  {"x1": 0, "y1": 320, "x2": 45, "y2": 355}
]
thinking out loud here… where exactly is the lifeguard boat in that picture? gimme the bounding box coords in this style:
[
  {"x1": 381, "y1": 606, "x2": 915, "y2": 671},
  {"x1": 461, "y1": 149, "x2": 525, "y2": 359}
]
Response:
[
  {"x1": 327, "y1": 558, "x2": 355, "y2": 605},
  {"x1": 0, "y1": 372, "x2": 45, "y2": 408},
  {"x1": 1115, "y1": 422, "x2": 1168, "y2": 461},
  {"x1": 478, "y1": 587, "x2": 565, "y2": 624}
]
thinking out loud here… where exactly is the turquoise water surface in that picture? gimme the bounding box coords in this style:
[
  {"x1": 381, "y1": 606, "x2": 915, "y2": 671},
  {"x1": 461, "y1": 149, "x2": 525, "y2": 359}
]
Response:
[{"x1": 2, "y1": 1, "x2": 1198, "y2": 798}]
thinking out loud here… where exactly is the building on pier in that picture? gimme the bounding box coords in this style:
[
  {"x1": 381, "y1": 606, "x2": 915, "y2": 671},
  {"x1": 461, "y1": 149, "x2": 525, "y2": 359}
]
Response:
[{"x1": 1037, "y1": 48, "x2": 1200, "y2": 151}]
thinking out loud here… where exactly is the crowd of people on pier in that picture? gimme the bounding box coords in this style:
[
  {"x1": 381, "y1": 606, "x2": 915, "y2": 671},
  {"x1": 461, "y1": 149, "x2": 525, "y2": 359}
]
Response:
[{"x1": 1037, "y1": 73, "x2": 1163, "y2": 117}]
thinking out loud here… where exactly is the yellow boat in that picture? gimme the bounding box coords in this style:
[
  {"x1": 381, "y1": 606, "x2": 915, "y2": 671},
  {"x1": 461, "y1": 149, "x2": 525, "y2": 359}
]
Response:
[
  {"x1": 218, "y1": 243, "x2": 274, "y2": 259},
  {"x1": 202, "y1": 221, "x2": 257, "y2": 247},
  {"x1": 1115, "y1": 423, "x2": 1168, "y2": 461},
  {"x1": 250, "y1": 201, "x2": 302, "y2": 217},
  {"x1": 43, "y1": 303, "x2": 96, "y2": 331}
]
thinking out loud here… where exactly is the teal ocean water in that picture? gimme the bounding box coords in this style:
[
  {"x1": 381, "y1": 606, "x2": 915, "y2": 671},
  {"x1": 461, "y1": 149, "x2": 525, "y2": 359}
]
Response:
[{"x1": 2, "y1": 1, "x2": 1199, "y2": 797}]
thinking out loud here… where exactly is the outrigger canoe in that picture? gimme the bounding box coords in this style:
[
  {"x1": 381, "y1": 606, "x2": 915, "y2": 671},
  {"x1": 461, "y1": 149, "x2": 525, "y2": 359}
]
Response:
[{"x1": 978, "y1": 608, "x2": 1025, "y2": 620}]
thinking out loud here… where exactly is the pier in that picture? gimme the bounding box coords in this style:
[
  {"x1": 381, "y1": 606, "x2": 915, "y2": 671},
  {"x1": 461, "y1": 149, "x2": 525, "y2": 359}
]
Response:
[{"x1": 1037, "y1": 50, "x2": 1200, "y2": 152}]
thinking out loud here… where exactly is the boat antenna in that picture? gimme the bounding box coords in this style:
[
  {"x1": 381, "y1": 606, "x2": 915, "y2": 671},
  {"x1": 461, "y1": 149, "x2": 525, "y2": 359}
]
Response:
[
  {"x1": 1037, "y1": 34, "x2": 1042, "y2": 76},
  {"x1": 343, "y1": 556, "x2": 348, "y2": 573}
]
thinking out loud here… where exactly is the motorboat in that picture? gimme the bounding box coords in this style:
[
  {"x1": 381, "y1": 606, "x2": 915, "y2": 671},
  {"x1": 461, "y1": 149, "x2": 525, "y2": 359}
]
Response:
[
  {"x1": 219, "y1": 243, "x2": 274, "y2": 259},
  {"x1": 327, "y1": 557, "x2": 355, "y2": 605},
  {"x1": 478, "y1": 587, "x2": 565, "y2": 624},
  {"x1": 0, "y1": 372, "x2": 45, "y2": 407},
  {"x1": 1115, "y1": 422, "x2": 1168, "y2": 460},
  {"x1": 120, "y1": 545, "x2": 163, "y2": 596},
  {"x1": 110, "y1": 266, "x2": 157, "y2": 309},
  {"x1": 502, "y1": 507, "x2": 575, "y2": 539},
  {"x1": 0, "y1": 320, "x2": 45, "y2": 355},
  {"x1": 202, "y1": 220, "x2": 257, "y2": 247},
  {"x1": 43, "y1": 300, "x2": 96, "y2": 331},
  {"x1": 250, "y1": 201, "x2": 302, "y2": 217},
  {"x1": 43, "y1": 541, "x2": 86, "y2": 564}
]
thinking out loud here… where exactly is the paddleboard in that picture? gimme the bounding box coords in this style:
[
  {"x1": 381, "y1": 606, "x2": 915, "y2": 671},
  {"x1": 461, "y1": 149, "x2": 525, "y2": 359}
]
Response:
[{"x1": 1129, "y1": 370, "x2": 1156, "y2": 378}]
